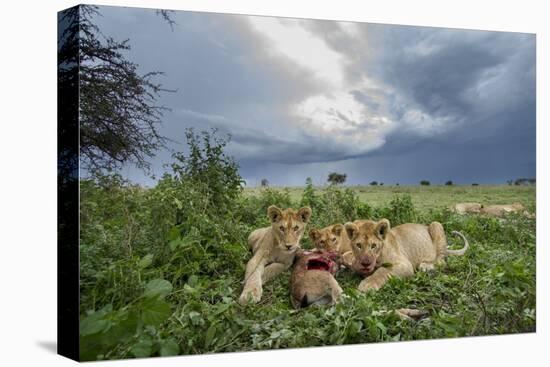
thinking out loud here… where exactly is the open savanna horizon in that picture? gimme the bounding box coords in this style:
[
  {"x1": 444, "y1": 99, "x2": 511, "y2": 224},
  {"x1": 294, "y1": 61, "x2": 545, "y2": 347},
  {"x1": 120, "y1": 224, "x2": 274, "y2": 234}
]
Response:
[{"x1": 244, "y1": 185, "x2": 536, "y2": 212}]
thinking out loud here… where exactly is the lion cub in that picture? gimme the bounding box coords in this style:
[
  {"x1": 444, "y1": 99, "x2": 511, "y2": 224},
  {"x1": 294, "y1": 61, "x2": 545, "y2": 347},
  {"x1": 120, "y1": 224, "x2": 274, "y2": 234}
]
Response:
[
  {"x1": 345, "y1": 219, "x2": 469, "y2": 292},
  {"x1": 309, "y1": 224, "x2": 354, "y2": 267},
  {"x1": 238, "y1": 205, "x2": 312, "y2": 305}
]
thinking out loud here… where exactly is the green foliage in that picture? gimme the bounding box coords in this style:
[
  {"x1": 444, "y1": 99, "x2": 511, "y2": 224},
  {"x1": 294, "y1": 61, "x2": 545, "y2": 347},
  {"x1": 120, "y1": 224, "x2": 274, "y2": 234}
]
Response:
[
  {"x1": 299, "y1": 183, "x2": 373, "y2": 229},
  {"x1": 300, "y1": 177, "x2": 316, "y2": 208},
  {"x1": 238, "y1": 187, "x2": 293, "y2": 228},
  {"x1": 79, "y1": 277, "x2": 175, "y2": 361},
  {"x1": 376, "y1": 195, "x2": 418, "y2": 225},
  {"x1": 169, "y1": 128, "x2": 243, "y2": 215},
  {"x1": 80, "y1": 134, "x2": 536, "y2": 360}
]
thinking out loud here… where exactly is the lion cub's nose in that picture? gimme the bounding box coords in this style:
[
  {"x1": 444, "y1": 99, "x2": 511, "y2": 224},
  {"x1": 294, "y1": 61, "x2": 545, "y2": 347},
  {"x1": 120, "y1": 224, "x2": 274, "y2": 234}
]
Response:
[
  {"x1": 361, "y1": 259, "x2": 372, "y2": 267},
  {"x1": 285, "y1": 244, "x2": 293, "y2": 250}
]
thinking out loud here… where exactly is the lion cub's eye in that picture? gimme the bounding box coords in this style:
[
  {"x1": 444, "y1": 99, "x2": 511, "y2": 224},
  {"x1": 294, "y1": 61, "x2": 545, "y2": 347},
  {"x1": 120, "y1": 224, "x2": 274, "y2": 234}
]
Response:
[
  {"x1": 355, "y1": 243, "x2": 361, "y2": 249},
  {"x1": 293, "y1": 226, "x2": 299, "y2": 232},
  {"x1": 279, "y1": 226, "x2": 285, "y2": 232},
  {"x1": 332, "y1": 237, "x2": 337, "y2": 242},
  {"x1": 370, "y1": 243, "x2": 377, "y2": 249}
]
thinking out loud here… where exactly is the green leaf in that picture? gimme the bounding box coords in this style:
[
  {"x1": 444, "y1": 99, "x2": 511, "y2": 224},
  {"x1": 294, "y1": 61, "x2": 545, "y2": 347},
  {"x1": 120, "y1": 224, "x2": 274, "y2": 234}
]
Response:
[
  {"x1": 183, "y1": 283, "x2": 198, "y2": 294},
  {"x1": 213, "y1": 303, "x2": 230, "y2": 316},
  {"x1": 131, "y1": 339, "x2": 153, "y2": 358},
  {"x1": 376, "y1": 321, "x2": 387, "y2": 334},
  {"x1": 160, "y1": 338, "x2": 180, "y2": 356},
  {"x1": 166, "y1": 226, "x2": 180, "y2": 241},
  {"x1": 143, "y1": 279, "x2": 173, "y2": 298},
  {"x1": 101, "y1": 309, "x2": 138, "y2": 346},
  {"x1": 138, "y1": 254, "x2": 153, "y2": 269},
  {"x1": 80, "y1": 318, "x2": 110, "y2": 336},
  {"x1": 141, "y1": 298, "x2": 172, "y2": 326},
  {"x1": 204, "y1": 323, "x2": 217, "y2": 348},
  {"x1": 187, "y1": 274, "x2": 199, "y2": 287},
  {"x1": 79, "y1": 305, "x2": 112, "y2": 336},
  {"x1": 168, "y1": 238, "x2": 184, "y2": 251},
  {"x1": 188, "y1": 311, "x2": 203, "y2": 326}
]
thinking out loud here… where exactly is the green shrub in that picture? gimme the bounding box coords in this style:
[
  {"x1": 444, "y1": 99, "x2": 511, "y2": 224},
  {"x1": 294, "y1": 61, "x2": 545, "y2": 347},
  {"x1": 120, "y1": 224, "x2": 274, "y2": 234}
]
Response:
[{"x1": 376, "y1": 195, "x2": 418, "y2": 225}]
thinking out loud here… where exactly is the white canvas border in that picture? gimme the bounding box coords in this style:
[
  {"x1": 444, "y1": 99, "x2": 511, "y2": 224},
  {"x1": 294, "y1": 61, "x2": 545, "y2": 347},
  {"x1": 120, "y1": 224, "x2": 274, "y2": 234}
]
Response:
[{"x1": 0, "y1": 0, "x2": 546, "y2": 366}]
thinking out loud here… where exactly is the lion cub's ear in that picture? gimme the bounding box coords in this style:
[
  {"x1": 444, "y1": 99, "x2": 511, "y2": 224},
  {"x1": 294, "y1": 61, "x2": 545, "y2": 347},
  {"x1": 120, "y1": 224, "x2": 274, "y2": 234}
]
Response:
[
  {"x1": 309, "y1": 228, "x2": 320, "y2": 241},
  {"x1": 376, "y1": 219, "x2": 390, "y2": 240},
  {"x1": 344, "y1": 222, "x2": 359, "y2": 240},
  {"x1": 267, "y1": 205, "x2": 283, "y2": 223},
  {"x1": 297, "y1": 207, "x2": 312, "y2": 223},
  {"x1": 332, "y1": 224, "x2": 344, "y2": 237}
]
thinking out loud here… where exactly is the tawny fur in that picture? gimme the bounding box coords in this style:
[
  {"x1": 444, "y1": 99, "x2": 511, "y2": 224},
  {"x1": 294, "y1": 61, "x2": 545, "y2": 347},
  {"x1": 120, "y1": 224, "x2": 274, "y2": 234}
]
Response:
[
  {"x1": 238, "y1": 205, "x2": 312, "y2": 305},
  {"x1": 309, "y1": 224, "x2": 355, "y2": 267},
  {"x1": 290, "y1": 251, "x2": 342, "y2": 309},
  {"x1": 451, "y1": 202, "x2": 483, "y2": 215},
  {"x1": 451, "y1": 202, "x2": 533, "y2": 218},
  {"x1": 480, "y1": 203, "x2": 532, "y2": 218},
  {"x1": 345, "y1": 219, "x2": 469, "y2": 292}
]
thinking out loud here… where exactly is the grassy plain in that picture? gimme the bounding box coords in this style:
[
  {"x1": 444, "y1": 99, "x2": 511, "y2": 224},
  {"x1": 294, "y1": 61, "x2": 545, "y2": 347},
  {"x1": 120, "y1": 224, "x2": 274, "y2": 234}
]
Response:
[{"x1": 244, "y1": 184, "x2": 536, "y2": 212}]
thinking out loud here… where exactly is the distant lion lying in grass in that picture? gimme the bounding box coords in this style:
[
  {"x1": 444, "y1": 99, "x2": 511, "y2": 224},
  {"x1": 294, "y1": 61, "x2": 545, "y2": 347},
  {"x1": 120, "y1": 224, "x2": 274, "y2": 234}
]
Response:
[
  {"x1": 345, "y1": 219, "x2": 469, "y2": 292},
  {"x1": 480, "y1": 203, "x2": 534, "y2": 218},
  {"x1": 451, "y1": 202, "x2": 482, "y2": 215},
  {"x1": 238, "y1": 205, "x2": 312, "y2": 306},
  {"x1": 452, "y1": 202, "x2": 533, "y2": 218}
]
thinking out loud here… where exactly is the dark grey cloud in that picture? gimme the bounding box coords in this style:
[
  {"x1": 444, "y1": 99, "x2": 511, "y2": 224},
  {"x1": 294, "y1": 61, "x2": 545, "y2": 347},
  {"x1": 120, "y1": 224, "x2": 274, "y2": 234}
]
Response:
[
  {"x1": 90, "y1": 6, "x2": 535, "y2": 186},
  {"x1": 297, "y1": 21, "x2": 535, "y2": 184},
  {"x1": 351, "y1": 25, "x2": 536, "y2": 185},
  {"x1": 368, "y1": 26, "x2": 534, "y2": 126}
]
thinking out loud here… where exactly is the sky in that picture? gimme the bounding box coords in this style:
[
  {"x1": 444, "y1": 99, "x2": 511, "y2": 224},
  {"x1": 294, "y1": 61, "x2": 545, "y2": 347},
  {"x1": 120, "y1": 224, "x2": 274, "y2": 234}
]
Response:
[{"x1": 91, "y1": 6, "x2": 536, "y2": 186}]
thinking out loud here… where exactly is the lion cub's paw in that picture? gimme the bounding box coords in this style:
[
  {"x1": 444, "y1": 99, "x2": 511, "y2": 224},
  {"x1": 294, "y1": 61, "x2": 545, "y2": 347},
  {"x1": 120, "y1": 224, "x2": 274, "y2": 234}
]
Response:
[
  {"x1": 238, "y1": 286, "x2": 262, "y2": 306},
  {"x1": 358, "y1": 279, "x2": 381, "y2": 293},
  {"x1": 418, "y1": 262, "x2": 435, "y2": 272}
]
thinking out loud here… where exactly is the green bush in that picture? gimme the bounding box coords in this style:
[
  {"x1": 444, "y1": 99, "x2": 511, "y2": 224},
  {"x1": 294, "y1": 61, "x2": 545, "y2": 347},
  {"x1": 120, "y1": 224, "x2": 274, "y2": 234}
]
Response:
[{"x1": 376, "y1": 195, "x2": 418, "y2": 225}]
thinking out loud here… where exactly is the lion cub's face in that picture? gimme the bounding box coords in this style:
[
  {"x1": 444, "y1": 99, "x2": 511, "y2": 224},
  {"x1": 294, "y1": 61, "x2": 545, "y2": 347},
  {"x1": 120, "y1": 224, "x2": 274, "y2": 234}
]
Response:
[
  {"x1": 345, "y1": 219, "x2": 390, "y2": 275},
  {"x1": 309, "y1": 224, "x2": 346, "y2": 252},
  {"x1": 268, "y1": 205, "x2": 312, "y2": 252}
]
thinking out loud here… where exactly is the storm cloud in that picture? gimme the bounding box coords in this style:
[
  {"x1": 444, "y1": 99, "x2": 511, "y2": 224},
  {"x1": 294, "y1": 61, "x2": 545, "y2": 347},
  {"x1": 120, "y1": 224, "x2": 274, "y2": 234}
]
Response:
[{"x1": 92, "y1": 6, "x2": 535, "y2": 186}]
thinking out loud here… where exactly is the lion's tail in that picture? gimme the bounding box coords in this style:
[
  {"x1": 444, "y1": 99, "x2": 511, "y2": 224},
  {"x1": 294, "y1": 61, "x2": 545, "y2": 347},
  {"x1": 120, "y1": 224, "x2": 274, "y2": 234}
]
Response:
[{"x1": 446, "y1": 231, "x2": 469, "y2": 256}]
